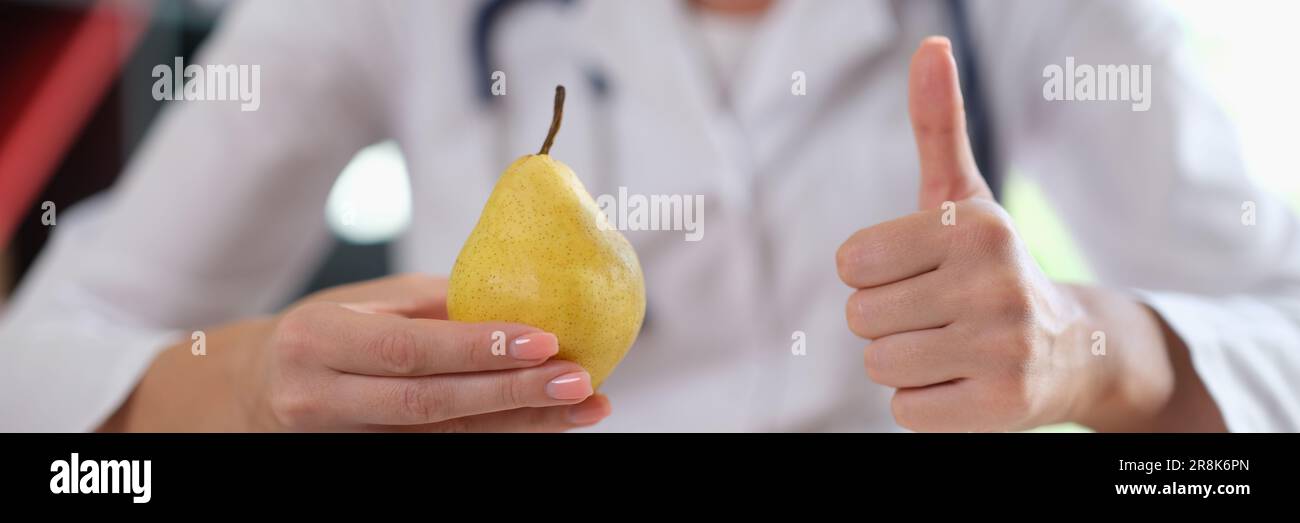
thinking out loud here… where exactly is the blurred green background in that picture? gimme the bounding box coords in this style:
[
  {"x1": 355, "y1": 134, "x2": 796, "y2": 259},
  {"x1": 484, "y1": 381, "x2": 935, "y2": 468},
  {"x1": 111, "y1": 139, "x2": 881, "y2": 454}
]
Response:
[
  {"x1": 1012, "y1": 0, "x2": 1300, "y2": 432},
  {"x1": 318, "y1": 1, "x2": 1300, "y2": 432}
]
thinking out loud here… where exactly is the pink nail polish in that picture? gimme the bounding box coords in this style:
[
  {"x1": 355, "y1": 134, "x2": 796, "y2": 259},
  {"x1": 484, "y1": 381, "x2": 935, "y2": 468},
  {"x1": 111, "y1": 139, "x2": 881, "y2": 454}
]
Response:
[
  {"x1": 509, "y1": 333, "x2": 558, "y2": 360},
  {"x1": 546, "y1": 371, "x2": 593, "y2": 400}
]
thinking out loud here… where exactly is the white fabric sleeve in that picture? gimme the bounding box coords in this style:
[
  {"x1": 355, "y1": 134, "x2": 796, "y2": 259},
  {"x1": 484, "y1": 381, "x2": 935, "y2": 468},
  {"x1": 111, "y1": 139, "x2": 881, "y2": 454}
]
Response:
[
  {"x1": 0, "y1": 0, "x2": 398, "y2": 431},
  {"x1": 971, "y1": 0, "x2": 1300, "y2": 431}
]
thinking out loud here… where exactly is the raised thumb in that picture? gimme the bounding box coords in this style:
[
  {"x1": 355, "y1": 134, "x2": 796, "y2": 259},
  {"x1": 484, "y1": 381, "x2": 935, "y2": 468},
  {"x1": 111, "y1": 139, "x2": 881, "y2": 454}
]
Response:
[{"x1": 908, "y1": 36, "x2": 993, "y2": 210}]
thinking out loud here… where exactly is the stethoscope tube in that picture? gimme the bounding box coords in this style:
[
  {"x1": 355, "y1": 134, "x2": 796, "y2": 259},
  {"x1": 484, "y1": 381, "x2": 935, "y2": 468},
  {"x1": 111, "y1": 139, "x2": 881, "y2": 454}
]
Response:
[
  {"x1": 474, "y1": 0, "x2": 583, "y2": 105},
  {"x1": 472, "y1": 0, "x2": 999, "y2": 197},
  {"x1": 467, "y1": 0, "x2": 998, "y2": 342},
  {"x1": 945, "y1": 0, "x2": 1000, "y2": 199}
]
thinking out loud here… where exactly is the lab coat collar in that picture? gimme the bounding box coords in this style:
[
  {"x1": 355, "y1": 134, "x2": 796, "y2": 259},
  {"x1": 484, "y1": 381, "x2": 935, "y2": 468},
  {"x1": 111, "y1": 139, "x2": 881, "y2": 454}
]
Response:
[
  {"x1": 575, "y1": 0, "x2": 898, "y2": 170},
  {"x1": 573, "y1": 0, "x2": 716, "y2": 134},
  {"x1": 577, "y1": 0, "x2": 897, "y2": 115},
  {"x1": 730, "y1": 0, "x2": 898, "y2": 124}
]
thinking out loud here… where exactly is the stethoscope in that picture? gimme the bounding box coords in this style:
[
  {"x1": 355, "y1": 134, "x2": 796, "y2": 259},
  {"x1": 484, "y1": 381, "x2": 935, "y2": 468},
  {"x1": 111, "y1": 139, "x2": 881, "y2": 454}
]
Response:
[
  {"x1": 467, "y1": 0, "x2": 1002, "y2": 420},
  {"x1": 473, "y1": 0, "x2": 610, "y2": 105},
  {"x1": 466, "y1": 0, "x2": 1003, "y2": 357},
  {"x1": 469, "y1": 0, "x2": 1002, "y2": 197},
  {"x1": 471, "y1": 0, "x2": 621, "y2": 205}
]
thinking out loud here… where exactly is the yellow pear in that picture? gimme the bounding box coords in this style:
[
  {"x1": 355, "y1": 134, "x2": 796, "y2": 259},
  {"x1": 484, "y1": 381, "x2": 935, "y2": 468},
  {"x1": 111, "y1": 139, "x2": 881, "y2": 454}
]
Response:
[{"x1": 448, "y1": 86, "x2": 646, "y2": 387}]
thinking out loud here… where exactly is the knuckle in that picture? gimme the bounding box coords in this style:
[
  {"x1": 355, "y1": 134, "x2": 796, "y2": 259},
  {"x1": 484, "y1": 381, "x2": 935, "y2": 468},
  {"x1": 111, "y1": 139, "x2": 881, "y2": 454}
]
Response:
[
  {"x1": 961, "y1": 202, "x2": 1015, "y2": 251},
  {"x1": 272, "y1": 305, "x2": 325, "y2": 366},
  {"x1": 399, "y1": 381, "x2": 450, "y2": 423},
  {"x1": 269, "y1": 385, "x2": 318, "y2": 429},
  {"x1": 370, "y1": 328, "x2": 422, "y2": 375},
  {"x1": 499, "y1": 372, "x2": 530, "y2": 408},
  {"x1": 845, "y1": 291, "x2": 873, "y2": 339},
  {"x1": 999, "y1": 289, "x2": 1035, "y2": 324},
  {"x1": 987, "y1": 274, "x2": 1034, "y2": 322},
  {"x1": 455, "y1": 327, "x2": 492, "y2": 364}
]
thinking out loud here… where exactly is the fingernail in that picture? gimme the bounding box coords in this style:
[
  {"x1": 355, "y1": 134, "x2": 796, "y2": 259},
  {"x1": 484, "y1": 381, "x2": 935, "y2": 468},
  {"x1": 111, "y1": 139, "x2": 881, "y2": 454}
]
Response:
[
  {"x1": 566, "y1": 400, "x2": 609, "y2": 425},
  {"x1": 926, "y1": 35, "x2": 952, "y2": 51},
  {"x1": 510, "y1": 332, "x2": 558, "y2": 360},
  {"x1": 546, "y1": 371, "x2": 593, "y2": 400}
]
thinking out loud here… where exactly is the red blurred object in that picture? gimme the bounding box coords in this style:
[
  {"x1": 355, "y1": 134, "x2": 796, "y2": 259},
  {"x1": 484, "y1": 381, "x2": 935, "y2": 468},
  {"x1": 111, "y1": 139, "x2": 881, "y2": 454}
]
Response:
[{"x1": 0, "y1": 0, "x2": 150, "y2": 247}]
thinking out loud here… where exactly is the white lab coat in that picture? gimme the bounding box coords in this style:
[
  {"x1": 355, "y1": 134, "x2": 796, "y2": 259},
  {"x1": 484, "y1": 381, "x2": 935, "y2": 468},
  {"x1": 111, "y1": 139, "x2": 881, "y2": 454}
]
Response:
[{"x1": 3, "y1": 0, "x2": 1298, "y2": 432}]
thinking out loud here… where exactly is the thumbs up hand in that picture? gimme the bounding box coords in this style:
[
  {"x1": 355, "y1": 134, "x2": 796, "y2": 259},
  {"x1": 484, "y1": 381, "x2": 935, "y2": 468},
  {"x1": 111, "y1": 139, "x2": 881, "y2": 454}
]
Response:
[{"x1": 836, "y1": 38, "x2": 1107, "y2": 431}]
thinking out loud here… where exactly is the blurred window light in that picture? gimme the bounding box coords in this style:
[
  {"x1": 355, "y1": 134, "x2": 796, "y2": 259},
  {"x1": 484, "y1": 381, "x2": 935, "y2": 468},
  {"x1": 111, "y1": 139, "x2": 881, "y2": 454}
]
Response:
[
  {"x1": 1012, "y1": 4, "x2": 1300, "y2": 433},
  {"x1": 1009, "y1": 2, "x2": 1300, "y2": 291},
  {"x1": 325, "y1": 141, "x2": 412, "y2": 244},
  {"x1": 1171, "y1": 0, "x2": 1300, "y2": 205}
]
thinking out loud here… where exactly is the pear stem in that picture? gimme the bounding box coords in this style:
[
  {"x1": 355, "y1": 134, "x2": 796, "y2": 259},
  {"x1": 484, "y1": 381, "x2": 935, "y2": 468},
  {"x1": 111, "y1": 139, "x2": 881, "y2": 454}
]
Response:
[{"x1": 539, "y1": 85, "x2": 565, "y2": 155}]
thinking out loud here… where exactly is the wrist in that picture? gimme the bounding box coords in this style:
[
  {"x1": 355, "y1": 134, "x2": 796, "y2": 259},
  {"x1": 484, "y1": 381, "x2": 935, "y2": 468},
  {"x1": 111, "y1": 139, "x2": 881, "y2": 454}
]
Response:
[
  {"x1": 227, "y1": 316, "x2": 281, "y2": 431},
  {"x1": 104, "y1": 316, "x2": 276, "y2": 432},
  {"x1": 1059, "y1": 284, "x2": 1175, "y2": 431}
]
